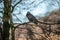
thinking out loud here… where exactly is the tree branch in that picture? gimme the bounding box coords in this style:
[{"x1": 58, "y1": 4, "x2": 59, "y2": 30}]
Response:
[
  {"x1": 12, "y1": 0, "x2": 22, "y2": 12},
  {"x1": 14, "y1": 22, "x2": 30, "y2": 29},
  {"x1": 38, "y1": 21, "x2": 60, "y2": 25},
  {"x1": 0, "y1": 11, "x2": 3, "y2": 13},
  {"x1": 13, "y1": 14, "x2": 22, "y2": 22}
]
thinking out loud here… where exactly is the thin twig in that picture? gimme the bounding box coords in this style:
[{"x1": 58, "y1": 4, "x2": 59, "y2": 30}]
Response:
[
  {"x1": 12, "y1": 0, "x2": 22, "y2": 12},
  {"x1": 13, "y1": 14, "x2": 22, "y2": 22}
]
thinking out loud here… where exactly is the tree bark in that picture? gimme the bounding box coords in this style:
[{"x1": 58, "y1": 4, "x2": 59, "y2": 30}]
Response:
[{"x1": 3, "y1": 0, "x2": 11, "y2": 40}]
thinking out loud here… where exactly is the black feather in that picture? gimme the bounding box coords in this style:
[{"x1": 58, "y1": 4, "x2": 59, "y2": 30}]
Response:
[{"x1": 26, "y1": 12, "x2": 38, "y2": 24}]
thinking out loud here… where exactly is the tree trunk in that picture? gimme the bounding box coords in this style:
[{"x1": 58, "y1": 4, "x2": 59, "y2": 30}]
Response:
[{"x1": 3, "y1": 0, "x2": 11, "y2": 40}]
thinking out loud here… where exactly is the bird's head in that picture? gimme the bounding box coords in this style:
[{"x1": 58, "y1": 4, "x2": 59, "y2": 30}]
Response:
[{"x1": 26, "y1": 11, "x2": 31, "y2": 16}]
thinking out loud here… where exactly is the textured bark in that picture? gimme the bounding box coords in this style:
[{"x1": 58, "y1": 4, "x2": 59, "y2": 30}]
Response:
[{"x1": 3, "y1": 0, "x2": 11, "y2": 40}]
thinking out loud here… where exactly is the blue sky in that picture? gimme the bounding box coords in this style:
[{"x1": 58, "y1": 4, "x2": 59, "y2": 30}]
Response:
[{"x1": 0, "y1": 0, "x2": 59, "y2": 23}]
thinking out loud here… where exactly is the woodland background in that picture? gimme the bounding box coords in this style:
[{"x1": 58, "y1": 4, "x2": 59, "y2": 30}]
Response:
[{"x1": 0, "y1": 0, "x2": 60, "y2": 40}]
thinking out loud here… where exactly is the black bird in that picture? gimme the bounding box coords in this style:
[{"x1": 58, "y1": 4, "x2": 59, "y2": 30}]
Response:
[
  {"x1": 26, "y1": 12, "x2": 38, "y2": 24},
  {"x1": 26, "y1": 11, "x2": 60, "y2": 25},
  {"x1": 26, "y1": 12, "x2": 49, "y2": 24}
]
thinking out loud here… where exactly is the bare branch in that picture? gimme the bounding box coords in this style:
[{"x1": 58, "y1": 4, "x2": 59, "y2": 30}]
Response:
[
  {"x1": 0, "y1": 11, "x2": 3, "y2": 13},
  {"x1": 13, "y1": 14, "x2": 22, "y2": 22},
  {"x1": 56, "y1": 0, "x2": 60, "y2": 9},
  {"x1": 0, "y1": 8, "x2": 4, "y2": 13},
  {"x1": 26, "y1": 12, "x2": 60, "y2": 25},
  {"x1": 12, "y1": 0, "x2": 22, "y2": 12},
  {"x1": 0, "y1": 0, "x2": 3, "y2": 3},
  {"x1": 14, "y1": 22, "x2": 30, "y2": 29}
]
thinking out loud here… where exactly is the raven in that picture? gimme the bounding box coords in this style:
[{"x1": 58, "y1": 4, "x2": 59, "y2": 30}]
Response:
[
  {"x1": 26, "y1": 12, "x2": 50, "y2": 24},
  {"x1": 26, "y1": 12, "x2": 38, "y2": 24}
]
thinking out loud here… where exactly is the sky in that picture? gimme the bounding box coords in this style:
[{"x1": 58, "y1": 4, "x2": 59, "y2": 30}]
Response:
[{"x1": 0, "y1": 0, "x2": 59, "y2": 23}]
